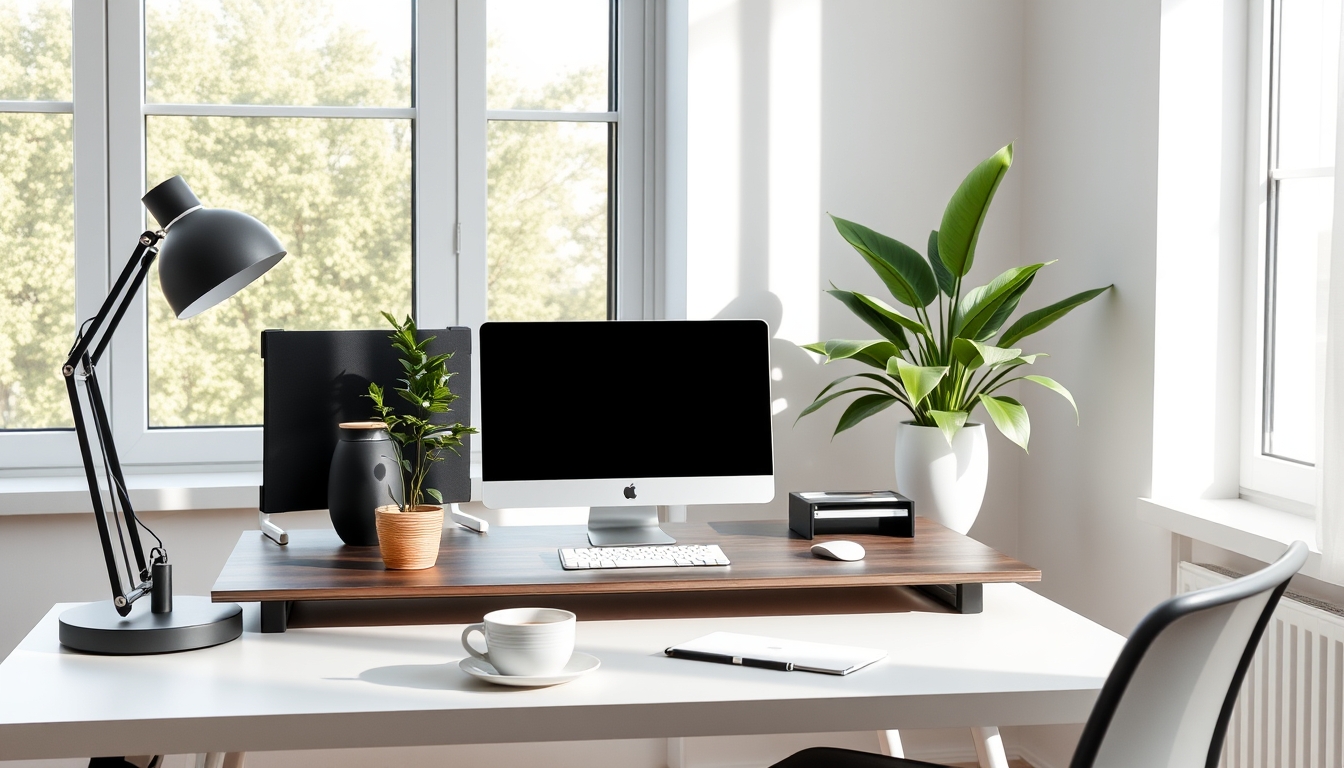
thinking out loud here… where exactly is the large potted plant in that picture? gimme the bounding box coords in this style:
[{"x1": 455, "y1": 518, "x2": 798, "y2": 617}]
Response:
[
  {"x1": 367, "y1": 312, "x2": 476, "y2": 569},
  {"x1": 799, "y1": 144, "x2": 1110, "y2": 534}
]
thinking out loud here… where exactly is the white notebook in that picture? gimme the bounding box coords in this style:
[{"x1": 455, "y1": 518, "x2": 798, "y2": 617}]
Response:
[{"x1": 665, "y1": 631, "x2": 888, "y2": 675}]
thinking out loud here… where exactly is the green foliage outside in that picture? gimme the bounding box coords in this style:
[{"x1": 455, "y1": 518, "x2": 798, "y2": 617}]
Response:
[
  {"x1": 486, "y1": 55, "x2": 608, "y2": 322},
  {"x1": 0, "y1": 0, "x2": 611, "y2": 431},
  {"x1": 145, "y1": 0, "x2": 413, "y2": 426},
  {"x1": 0, "y1": 0, "x2": 72, "y2": 429}
]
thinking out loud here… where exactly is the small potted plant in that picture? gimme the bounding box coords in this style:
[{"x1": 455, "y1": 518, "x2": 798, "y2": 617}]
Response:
[{"x1": 367, "y1": 312, "x2": 476, "y2": 569}]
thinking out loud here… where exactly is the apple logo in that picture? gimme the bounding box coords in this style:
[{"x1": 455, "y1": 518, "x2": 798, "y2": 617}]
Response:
[{"x1": 624, "y1": 483, "x2": 637, "y2": 500}]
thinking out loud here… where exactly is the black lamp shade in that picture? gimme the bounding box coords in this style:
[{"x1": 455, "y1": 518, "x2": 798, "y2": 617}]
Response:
[{"x1": 143, "y1": 176, "x2": 286, "y2": 319}]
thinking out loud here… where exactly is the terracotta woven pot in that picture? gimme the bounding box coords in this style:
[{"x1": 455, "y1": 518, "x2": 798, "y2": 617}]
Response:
[{"x1": 374, "y1": 504, "x2": 444, "y2": 570}]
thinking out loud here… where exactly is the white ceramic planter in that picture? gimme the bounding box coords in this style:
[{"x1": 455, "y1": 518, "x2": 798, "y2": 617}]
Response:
[{"x1": 894, "y1": 421, "x2": 988, "y2": 535}]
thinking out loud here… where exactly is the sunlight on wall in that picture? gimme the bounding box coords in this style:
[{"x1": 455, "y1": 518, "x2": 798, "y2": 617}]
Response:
[
  {"x1": 1152, "y1": 0, "x2": 1243, "y2": 499},
  {"x1": 687, "y1": 0, "x2": 820, "y2": 347},
  {"x1": 767, "y1": 0, "x2": 820, "y2": 346},
  {"x1": 688, "y1": 0, "x2": 742, "y2": 319}
]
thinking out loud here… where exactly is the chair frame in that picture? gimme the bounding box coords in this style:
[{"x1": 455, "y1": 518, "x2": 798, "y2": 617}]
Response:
[{"x1": 1068, "y1": 540, "x2": 1308, "y2": 768}]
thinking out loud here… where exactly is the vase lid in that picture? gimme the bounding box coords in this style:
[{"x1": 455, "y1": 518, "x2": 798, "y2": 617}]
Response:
[{"x1": 338, "y1": 421, "x2": 388, "y2": 430}]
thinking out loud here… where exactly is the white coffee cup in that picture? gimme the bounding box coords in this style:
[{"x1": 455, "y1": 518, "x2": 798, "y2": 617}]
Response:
[{"x1": 460, "y1": 607, "x2": 576, "y2": 676}]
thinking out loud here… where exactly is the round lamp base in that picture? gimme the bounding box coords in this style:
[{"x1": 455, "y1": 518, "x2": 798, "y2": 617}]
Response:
[{"x1": 59, "y1": 596, "x2": 242, "y2": 655}]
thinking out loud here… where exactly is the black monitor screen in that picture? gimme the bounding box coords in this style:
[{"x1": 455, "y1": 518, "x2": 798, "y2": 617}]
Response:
[{"x1": 480, "y1": 320, "x2": 773, "y2": 482}]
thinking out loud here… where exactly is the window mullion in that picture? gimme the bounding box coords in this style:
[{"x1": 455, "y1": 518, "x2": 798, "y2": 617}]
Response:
[
  {"x1": 415, "y1": 0, "x2": 459, "y2": 330},
  {"x1": 105, "y1": 0, "x2": 149, "y2": 457},
  {"x1": 71, "y1": 0, "x2": 109, "y2": 355}
]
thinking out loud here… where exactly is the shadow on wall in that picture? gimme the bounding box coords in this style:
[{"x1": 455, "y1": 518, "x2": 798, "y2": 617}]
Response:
[{"x1": 688, "y1": 290, "x2": 898, "y2": 523}]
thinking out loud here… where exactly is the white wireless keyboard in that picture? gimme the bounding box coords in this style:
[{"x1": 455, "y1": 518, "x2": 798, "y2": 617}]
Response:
[{"x1": 559, "y1": 544, "x2": 731, "y2": 570}]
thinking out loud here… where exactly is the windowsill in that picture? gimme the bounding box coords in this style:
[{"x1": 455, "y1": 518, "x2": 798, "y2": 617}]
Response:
[
  {"x1": 1137, "y1": 496, "x2": 1333, "y2": 583},
  {"x1": 0, "y1": 463, "x2": 485, "y2": 516}
]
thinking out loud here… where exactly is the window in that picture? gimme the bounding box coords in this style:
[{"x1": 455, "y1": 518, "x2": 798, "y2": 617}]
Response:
[
  {"x1": 485, "y1": 0, "x2": 613, "y2": 322},
  {"x1": 141, "y1": 0, "x2": 414, "y2": 429},
  {"x1": 1243, "y1": 0, "x2": 1340, "y2": 505},
  {"x1": 0, "y1": 0, "x2": 73, "y2": 432},
  {"x1": 0, "y1": 0, "x2": 666, "y2": 476}
]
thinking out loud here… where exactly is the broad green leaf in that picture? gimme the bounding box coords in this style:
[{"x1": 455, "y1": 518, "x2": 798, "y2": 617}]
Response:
[
  {"x1": 952, "y1": 263, "x2": 1050, "y2": 341},
  {"x1": 930, "y1": 409, "x2": 969, "y2": 446},
  {"x1": 823, "y1": 339, "x2": 901, "y2": 370},
  {"x1": 834, "y1": 393, "x2": 899, "y2": 437},
  {"x1": 1023, "y1": 375, "x2": 1079, "y2": 424},
  {"x1": 999, "y1": 285, "x2": 1113, "y2": 347},
  {"x1": 928, "y1": 229, "x2": 955, "y2": 296},
  {"x1": 796, "y1": 387, "x2": 900, "y2": 424},
  {"x1": 978, "y1": 274, "x2": 1034, "y2": 341},
  {"x1": 979, "y1": 394, "x2": 1030, "y2": 452},
  {"x1": 952, "y1": 338, "x2": 1022, "y2": 369},
  {"x1": 825, "y1": 289, "x2": 910, "y2": 349},
  {"x1": 813, "y1": 372, "x2": 903, "y2": 402},
  {"x1": 938, "y1": 143, "x2": 1013, "y2": 277},
  {"x1": 1018, "y1": 353, "x2": 1046, "y2": 364},
  {"x1": 848, "y1": 291, "x2": 930, "y2": 338},
  {"x1": 830, "y1": 214, "x2": 938, "y2": 308},
  {"x1": 426, "y1": 488, "x2": 443, "y2": 504},
  {"x1": 888, "y1": 358, "x2": 948, "y2": 405}
]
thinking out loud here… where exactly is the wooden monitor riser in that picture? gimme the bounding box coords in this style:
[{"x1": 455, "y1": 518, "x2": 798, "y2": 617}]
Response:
[{"x1": 211, "y1": 518, "x2": 1040, "y2": 632}]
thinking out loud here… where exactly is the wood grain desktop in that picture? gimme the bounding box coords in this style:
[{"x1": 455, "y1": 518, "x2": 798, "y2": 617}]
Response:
[{"x1": 212, "y1": 518, "x2": 1039, "y2": 631}]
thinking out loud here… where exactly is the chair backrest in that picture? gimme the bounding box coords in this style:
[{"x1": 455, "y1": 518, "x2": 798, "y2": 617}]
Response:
[{"x1": 1069, "y1": 541, "x2": 1309, "y2": 768}]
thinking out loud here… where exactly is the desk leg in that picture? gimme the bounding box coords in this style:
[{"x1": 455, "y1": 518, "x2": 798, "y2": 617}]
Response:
[
  {"x1": 666, "y1": 737, "x2": 685, "y2": 768},
  {"x1": 877, "y1": 730, "x2": 904, "y2": 757},
  {"x1": 912, "y1": 583, "x2": 982, "y2": 613},
  {"x1": 260, "y1": 601, "x2": 291, "y2": 633},
  {"x1": 194, "y1": 753, "x2": 245, "y2": 768},
  {"x1": 971, "y1": 726, "x2": 1008, "y2": 768}
]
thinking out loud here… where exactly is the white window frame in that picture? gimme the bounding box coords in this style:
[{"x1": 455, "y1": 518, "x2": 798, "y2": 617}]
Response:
[
  {"x1": 1239, "y1": 0, "x2": 1332, "y2": 509},
  {"x1": 0, "y1": 0, "x2": 676, "y2": 479},
  {"x1": 0, "y1": 0, "x2": 99, "y2": 475}
]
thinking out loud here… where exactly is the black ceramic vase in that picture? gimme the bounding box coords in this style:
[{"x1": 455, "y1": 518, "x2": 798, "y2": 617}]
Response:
[{"x1": 328, "y1": 422, "x2": 403, "y2": 546}]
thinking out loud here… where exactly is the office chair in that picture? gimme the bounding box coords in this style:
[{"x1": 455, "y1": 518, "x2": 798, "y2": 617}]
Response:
[{"x1": 770, "y1": 540, "x2": 1309, "y2": 768}]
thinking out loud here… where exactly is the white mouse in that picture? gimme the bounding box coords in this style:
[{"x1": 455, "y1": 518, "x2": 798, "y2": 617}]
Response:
[{"x1": 810, "y1": 540, "x2": 866, "y2": 561}]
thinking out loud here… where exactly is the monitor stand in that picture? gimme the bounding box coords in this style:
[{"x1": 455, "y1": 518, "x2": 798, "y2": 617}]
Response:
[{"x1": 587, "y1": 506, "x2": 677, "y2": 546}]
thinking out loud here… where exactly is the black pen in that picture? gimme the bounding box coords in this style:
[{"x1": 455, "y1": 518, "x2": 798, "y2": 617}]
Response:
[{"x1": 665, "y1": 647, "x2": 794, "y2": 671}]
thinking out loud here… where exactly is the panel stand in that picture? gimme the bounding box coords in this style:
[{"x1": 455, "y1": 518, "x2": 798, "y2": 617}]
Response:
[
  {"x1": 258, "y1": 511, "x2": 288, "y2": 545},
  {"x1": 587, "y1": 505, "x2": 676, "y2": 546},
  {"x1": 913, "y1": 583, "x2": 983, "y2": 614}
]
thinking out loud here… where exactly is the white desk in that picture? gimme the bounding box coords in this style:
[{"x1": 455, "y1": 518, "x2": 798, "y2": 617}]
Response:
[{"x1": 0, "y1": 584, "x2": 1123, "y2": 764}]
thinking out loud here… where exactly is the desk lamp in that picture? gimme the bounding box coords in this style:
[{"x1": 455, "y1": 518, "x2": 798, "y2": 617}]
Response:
[{"x1": 57, "y1": 176, "x2": 286, "y2": 654}]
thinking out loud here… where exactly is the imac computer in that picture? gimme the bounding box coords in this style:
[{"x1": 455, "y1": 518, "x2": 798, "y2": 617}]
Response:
[{"x1": 480, "y1": 319, "x2": 775, "y2": 546}]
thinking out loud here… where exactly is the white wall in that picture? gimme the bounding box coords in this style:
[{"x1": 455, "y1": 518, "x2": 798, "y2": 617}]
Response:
[{"x1": 1015, "y1": 0, "x2": 1166, "y2": 763}]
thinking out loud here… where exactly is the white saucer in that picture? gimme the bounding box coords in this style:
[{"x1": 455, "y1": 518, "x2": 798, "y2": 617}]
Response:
[{"x1": 459, "y1": 652, "x2": 601, "y2": 687}]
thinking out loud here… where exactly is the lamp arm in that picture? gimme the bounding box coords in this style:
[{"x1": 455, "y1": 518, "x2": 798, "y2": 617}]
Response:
[
  {"x1": 64, "y1": 231, "x2": 162, "y2": 372},
  {"x1": 63, "y1": 230, "x2": 165, "y2": 616}
]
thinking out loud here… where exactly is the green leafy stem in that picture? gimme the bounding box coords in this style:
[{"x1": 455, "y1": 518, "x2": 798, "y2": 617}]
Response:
[
  {"x1": 367, "y1": 312, "x2": 478, "y2": 510},
  {"x1": 798, "y1": 143, "x2": 1111, "y2": 452}
]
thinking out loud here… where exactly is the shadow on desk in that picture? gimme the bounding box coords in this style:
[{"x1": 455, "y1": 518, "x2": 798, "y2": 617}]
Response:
[{"x1": 289, "y1": 585, "x2": 952, "y2": 629}]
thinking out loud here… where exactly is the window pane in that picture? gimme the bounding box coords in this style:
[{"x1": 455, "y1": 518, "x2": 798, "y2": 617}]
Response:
[
  {"x1": 145, "y1": 0, "x2": 411, "y2": 108},
  {"x1": 1277, "y1": 0, "x2": 1341, "y2": 170},
  {"x1": 1265, "y1": 176, "x2": 1333, "y2": 463},
  {"x1": 487, "y1": 0, "x2": 609, "y2": 112},
  {"x1": 0, "y1": 113, "x2": 73, "y2": 429},
  {"x1": 487, "y1": 120, "x2": 608, "y2": 321},
  {"x1": 146, "y1": 116, "x2": 412, "y2": 427},
  {"x1": 0, "y1": 0, "x2": 71, "y2": 101}
]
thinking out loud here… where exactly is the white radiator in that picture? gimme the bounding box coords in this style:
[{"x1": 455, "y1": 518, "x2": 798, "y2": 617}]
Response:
[{"x1": 1178, "y1": 562, "x2": 1344, "y2": 768}]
